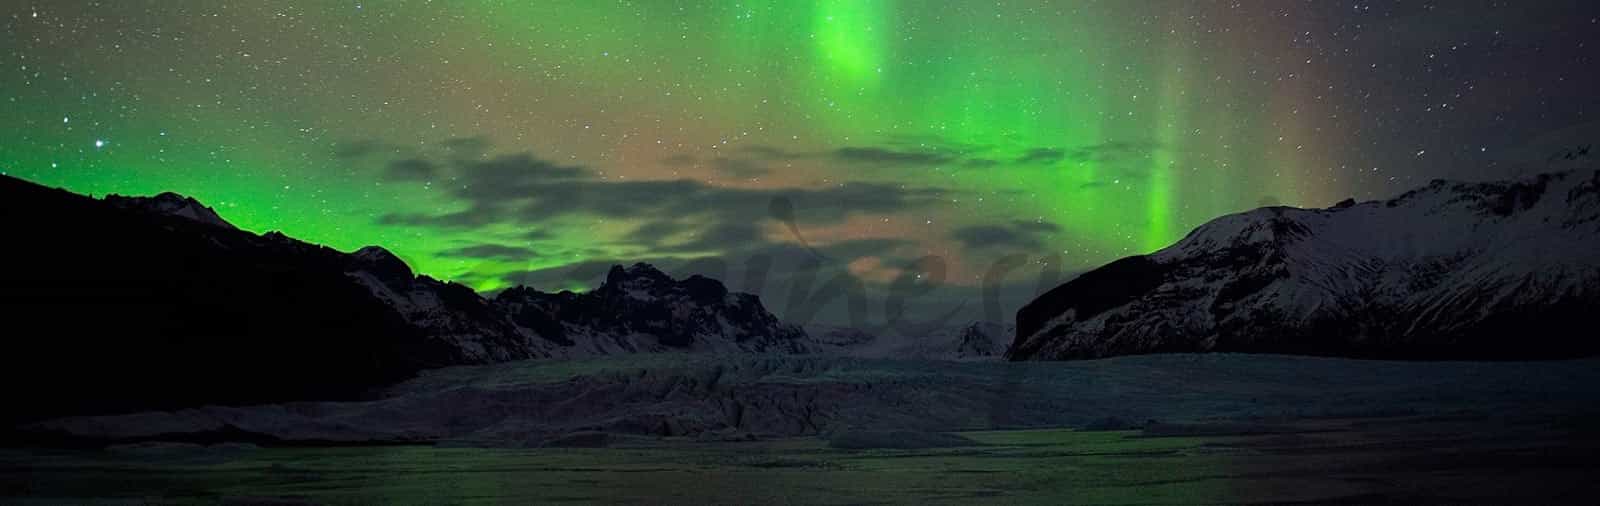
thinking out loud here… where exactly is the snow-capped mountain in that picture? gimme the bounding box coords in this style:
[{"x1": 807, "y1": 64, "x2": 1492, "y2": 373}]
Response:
[
  {"x1": 348, "y1": 258, "x2": 815, "y2": 361},
  {"x1": 105, "y1": 192, "x2": 236, "y2": 229},
  {"x1": 493, "y1": 264, "x2": 813, "y2": 356},
  {"x1": 808, "y1": 321, "x2": 1013, "y2": 361},
  {"x1": 0, "y1": 174, "x2": 810, "y2": 422},
  {"x1": 1010, "y1": 168, "x2": 1600, "y2": 361},
  {"x1": 344, "y1": 246, "x2": 534, "y2": 363},
  {"x1": 2, "y1": 175, "x2": 459, "y2": 423}
]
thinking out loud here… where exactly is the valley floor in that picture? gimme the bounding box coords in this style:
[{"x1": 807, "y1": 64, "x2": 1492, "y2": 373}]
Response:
[
  {"x1": 8, "y1": 354, "x2": 1600, "y2": 504},
  {"x1": 5, "y1": 412, "x2": 1600, "y2": 505}
]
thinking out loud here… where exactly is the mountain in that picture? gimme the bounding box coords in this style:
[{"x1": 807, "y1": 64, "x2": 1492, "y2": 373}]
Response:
[
  {"x1": 0, "y1": 175, "x2": 808, "y2": 423},
  {"x1": 351, "y1": 258, "x2": 814, "y2": 360},
  {"x1": 0, "y1": 175, "x2": 457, "y2": 424},
  {"x1": 493, "y1": 264, "x2": 811, "y2": 356},
  {"x1": 104, "y1": 192, "x2": 236, "y2": 229},
  {"x1": 1010, "y1": 168, "x2": 1600, "y2": 361},
  {"x1": 809, "y1": 321, "x2": 1012, "y2": 361}
]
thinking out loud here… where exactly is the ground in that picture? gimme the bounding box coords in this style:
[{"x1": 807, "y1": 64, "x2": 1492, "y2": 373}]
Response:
[{"x1": 6, "y1": 413, "x2": 1599, "y2": 505}]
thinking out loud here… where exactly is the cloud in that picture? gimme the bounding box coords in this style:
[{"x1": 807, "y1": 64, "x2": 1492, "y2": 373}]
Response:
[
  {"x1": 710, "y1": 157, "x2": 771, "y2": 177},
  {"x1": 655, "y1": 222, "x2": 765, "y2": 253},
  {"x1": 375, "y1": 150, "x2": 947, "y2": 234},
  {"x1": 629, "y1": 221, "x2": 693, "y2": 245},
  {"x1": 951, "y1": 226, "x2": 1040, "y2": 250},
  {"x1": 497, "y1": 236, "x2": 914, "y2": 290},
  {"x1": 440, "y1": 136, "x2": 491, "y2": 156},
  {"x1": 363, "y1": 140, "x2": 1079, "y2": 325},
  {"x1": 375, "y1": 209, "x2": 491, "y2": 229},
  {"x1": 1012, "y1": 219, "x2": 1061, "y2": 234},
  {"x1": 521, "y1": 228, "x2": 556, "y2": 241},
  {"x1": 438, "y1": 243, "x2": 541, "y2": 260},
  {"x1": 332, "y1": 139, "x2": 391, "y2": 159},
  {"x1": 385, "y1": 158, "x2": 438, "y2": 181},
  {"x1": 654, "y1": 138, "x2": 1112, "y2": 176},
  {"x1": 738, "y1": 144, "x2": 807, "y2": 160},
  {"x1": 950, "y1": 219, "x2": 1060, "y2": 251},
  {"x1": 1064, "y1": 141, "x2": 1160, "y2": 164},
  {"x1": 832, "y1": 146, "x2": 956, "y2": 166},
  {"x1": 1016, "y1": 148, "x2": 1066, "y2": 165}
]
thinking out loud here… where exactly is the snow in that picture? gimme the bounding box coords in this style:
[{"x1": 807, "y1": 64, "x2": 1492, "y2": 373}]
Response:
[
  {"x1": 1018, "y1": 169, "x2": 1600, "y2": 359},
  {"x1": 805, "y1": 321, "x2": 1012, "y2": 361},
  {"x1": 26, "y1": 353, "x2": 1600, "y2": 445}
]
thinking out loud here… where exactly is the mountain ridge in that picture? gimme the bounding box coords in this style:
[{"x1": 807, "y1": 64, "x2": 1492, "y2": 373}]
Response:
[
  {"x1": 0, "y1": 174, "x2": 809, "y2": 423},
  {"x1": 1010, "y1": 168, "x2": 1600, "y2": 361}
]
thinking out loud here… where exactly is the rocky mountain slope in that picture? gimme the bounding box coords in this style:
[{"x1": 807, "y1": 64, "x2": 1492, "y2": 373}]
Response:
[
  {"x1": 0, "y1": 175, "x2": 807, "y2": 423},
  {"x1": 808, "y1": 321, "x2": 1012, "y2": 361},
  {"x1": 493, "y1": 264, "x2": 811, "y2": 357},
  {"x1": 1011, "y1": 168, "x2": 1600, "y2": 360}
]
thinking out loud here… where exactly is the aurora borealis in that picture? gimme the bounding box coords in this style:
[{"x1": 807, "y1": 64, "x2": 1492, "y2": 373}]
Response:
[{"x1": 5, "y1": 1, "x2": 1598, "y2": 323}]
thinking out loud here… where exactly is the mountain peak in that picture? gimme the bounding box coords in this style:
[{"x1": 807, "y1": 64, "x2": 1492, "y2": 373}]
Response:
[
  {"x1": 104, "y1": 191, "x2": 235, "y2": 229},
  {"x1": 349, "y1": 246, "x2": 414, "y2": 284},
  {"x1": 603, "y1": 262, "x2": 674, "y2": 290},
  {"x1": 1013, "y1": 168, "x2": 1600, "y2": 361}
]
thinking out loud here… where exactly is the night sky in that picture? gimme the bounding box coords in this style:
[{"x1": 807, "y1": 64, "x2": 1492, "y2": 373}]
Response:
[{"x1": 5, "y1": 1, "x2": 1598, "y2": 325}]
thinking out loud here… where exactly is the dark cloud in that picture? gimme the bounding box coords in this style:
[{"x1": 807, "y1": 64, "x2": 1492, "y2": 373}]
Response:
[
  {"x1": 950, "y1": 220, "x2": 1059, "y2": 251},
  {"x1": 630, "y1": 221, "x2": 693, "y2": 245},
  {"x1": 521, "y1": 228, "x2": 556, "y2": 241},
  {"x1": 1065, "y1": 141, "x2": 1160, "y2": 164},
  {"x1": 710, "y1": 157, "x2": 771, "y2": 178},
  {"x1": 438, "y1": 243, "x2": 541, "y2": 260},
  {"x1": 1012, "y1": 219, "x2": 1061, "y2": 234},
  {"x1": 376, "y1": 207, "x2": 498, "y2": 229},
  {"x1": 878, "y1": 134, "x2": 995, "y2": 155},
  {"x1": 739, "y1": 144, "x2": 807, "y2": 160},
  {"x1": 385, "y1": 158, "x2": 438, "y2": 181},
  {"x1": 833, "y1": 147, "x2": 956, "y2": 166},
  {"x1": 499, "y1": 236, "x2": 913, "y2": 291},
  {"x1": 1016, "y1": 148, "x2": 1066, "y2": 165},
  {"x1": 657, "y1": 139, "x2": 1087, "y2": 175},
  {"x1": 951, "y1": 225, "x2": 1042, "y2": 250},
  {"x1": 500, "y1": 259, "x2": 625, "y2": 291},
  {"x1": 451, "y1": 154, "x2": 587, "y2": 201},
  {"x1": 332, "y1": 139, "x2": 390, "y2": 159},
  {"x1": 377, "y1": 150, "x2": 946, "y2": 230},
  {"x1": 488, "y1": 233, "x2": 1057, "y2": 329},
  {"x1": 656, "y1": 222, "x2": 765, "y2": 253},
  {"x1": 368, "y1": 143, "x2": 1052, "y2": 325},
  {"x1": 440, "y1": 136, "x2": 491, "y2": 155}
]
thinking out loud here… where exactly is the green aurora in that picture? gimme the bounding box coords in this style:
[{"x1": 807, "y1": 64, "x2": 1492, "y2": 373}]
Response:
[{"x1": 2, "y1": 1, "x2": 1450, "y2": 298}]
